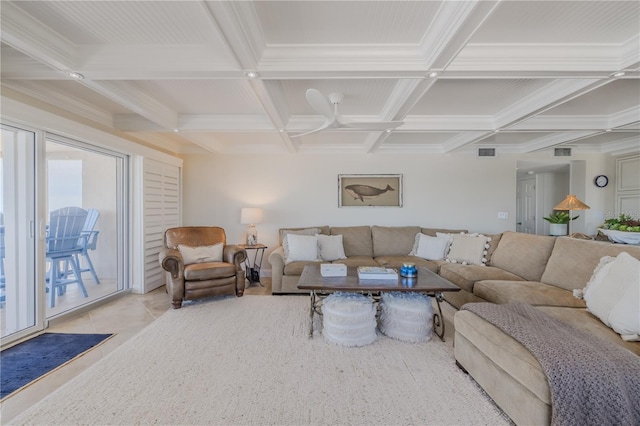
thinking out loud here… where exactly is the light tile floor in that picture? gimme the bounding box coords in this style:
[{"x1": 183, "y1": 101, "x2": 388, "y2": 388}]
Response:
[{"x1": 0, "y1": 279, "x2": 271, "y2": 423}]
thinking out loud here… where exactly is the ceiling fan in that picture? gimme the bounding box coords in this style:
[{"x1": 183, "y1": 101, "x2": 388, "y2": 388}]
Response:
[{"x1": 291, "y1": 89, "x2": 404, "y2": 137}]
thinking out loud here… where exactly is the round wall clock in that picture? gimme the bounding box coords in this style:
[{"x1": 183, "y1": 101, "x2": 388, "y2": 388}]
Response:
[{"x1": 594, "y1": 175, "x2": 609, "y2": 188}]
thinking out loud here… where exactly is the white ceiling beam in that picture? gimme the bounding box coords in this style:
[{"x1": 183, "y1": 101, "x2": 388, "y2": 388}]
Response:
[
  {"x1": 2, "y1": 80, "x2": 114, "y2": 127},
  {"x1": 201, "y1": 0, "x2": 263, "y2": 70},
  {"x1": 494, "y1": 79, "x2": 610, "y2": 130},
  {"x1": 114, "y1": 114, "x2": 274, "y2": 132},
  {"x1": 249, "y1": 79, "x2": 296, "y2": 153},
  {"x1": 203, "y1": 1, "x2": 295, "y2": 153},
  {"x1": 442, "y1": 131, "x2": 493, "y2": 153},
  {"x1": 520, "y1": 131, "x2": 599, "y2": 153},
  {"x1": 620, "y1": 35, "x2": 640, "y2": 69},
  {"x1": 81, "y1": 80, "x2": 178, "y2": 130},
  {"x1": 422, "y1": 0, "x2": 501, "y2": 69},
  {"x1": 450, "y1": 44, "x2": 625, "y2": 72},
  {"x1": 0, "y1": 1, "x2": 77, "y2": 72},
  {"x1": 601, "y1": 136, "x2": 640, "y2": 156},
  {"x1": 609, "y1": 106, "x2": 640, "y2": 129}
]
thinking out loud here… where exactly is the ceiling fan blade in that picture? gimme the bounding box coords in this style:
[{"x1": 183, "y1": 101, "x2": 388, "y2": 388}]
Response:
[
  {"x1": 338, "y1": 120, "x2": 404, "y2": 130},
  {"x1": 305, "y1": 89, "x2": 335, "y2": 121},
  {"x1": 289, "y1": 119, "x2": 335, "y2": 138}
]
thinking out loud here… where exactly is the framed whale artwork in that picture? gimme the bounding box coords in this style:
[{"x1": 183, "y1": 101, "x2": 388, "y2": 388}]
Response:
[{"x1": 338, "y1": 174, "x2": 403, "y2": 207}]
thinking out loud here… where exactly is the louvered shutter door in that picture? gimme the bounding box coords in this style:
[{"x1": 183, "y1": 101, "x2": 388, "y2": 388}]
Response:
[{"x1": 144, "y1": 159, "x2": 180, "y2": 292}]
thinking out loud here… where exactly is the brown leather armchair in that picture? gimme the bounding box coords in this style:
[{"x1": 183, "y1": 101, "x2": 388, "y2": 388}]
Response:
[{"x1": 158, "y1": 226, "x2": 247, "y2": 309}]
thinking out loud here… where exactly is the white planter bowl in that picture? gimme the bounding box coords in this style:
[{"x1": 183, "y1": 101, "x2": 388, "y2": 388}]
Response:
[
  {"x1": 549, "y1": 223, "x2": 567, "y2": 236},
  {"x1": 598, "y1": 228, "x2": 640, "y2": 245}
]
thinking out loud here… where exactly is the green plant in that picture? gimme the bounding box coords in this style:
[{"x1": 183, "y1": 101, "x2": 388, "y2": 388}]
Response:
[
  {"x1": 601, "y1": 214, "x2": 640, "y2": 232},
  {"x1": 543, "y1": 211, "x2": 578, "y2": 224}
]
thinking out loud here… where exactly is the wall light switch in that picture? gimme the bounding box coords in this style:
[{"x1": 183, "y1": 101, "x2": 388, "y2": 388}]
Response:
[{"x1": 498, "y1": 212, "x2": 508, "y2": 219}]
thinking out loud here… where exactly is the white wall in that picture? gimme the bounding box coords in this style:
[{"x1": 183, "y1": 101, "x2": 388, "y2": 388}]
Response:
[
  {"x1": 182, "y1": 153, "x2": 519, "y2": 265},
  {"x1": 182, "y1": 152, "x2": 623, "y2": 273}
]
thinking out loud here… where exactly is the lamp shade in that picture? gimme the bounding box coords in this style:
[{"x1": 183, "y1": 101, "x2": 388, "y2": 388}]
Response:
[
  {"x1": 554, "y1": 195, "x2": 590, "y2": 211},
  {"x1": 240, "y1": 208, "x2": 263, "y2": 225}
]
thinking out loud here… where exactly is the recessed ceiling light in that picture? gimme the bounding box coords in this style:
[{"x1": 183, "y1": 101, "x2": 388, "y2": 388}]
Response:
[
  {"x1": 66, "y1": 71, "x2": 84, "y2": 80},
  {"x1": 604, "y1": 129, "x2": 612, "y2": 132},
  {"x1": 245, "y1": 71, "x2": 260, "y2": 78},
  {"x1": 611, "y1": 71, "x2": 625, "y2": 78},
  {"x1": 428, "y1": 71, "x2": 438, "y2": 78},
  {"x1": 385, "y1": 129, "x2": 393, "y2": 133},
  {"x1": 279, "y1": 129, "x2": 285, "y2": 133},
  {"x1": 173, "y1": 128, "x2": 180, "y2": 133}
]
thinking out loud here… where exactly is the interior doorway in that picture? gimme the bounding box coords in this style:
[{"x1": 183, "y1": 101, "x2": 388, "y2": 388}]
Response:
[{"x1": 516, "y1": 161, "x2": 571, "y2": 236}]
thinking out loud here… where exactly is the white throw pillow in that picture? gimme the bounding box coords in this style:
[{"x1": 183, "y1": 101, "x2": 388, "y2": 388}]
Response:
[
  {"x1": 410, "y1": 233, "x2": 450, "y2": 261},
  {"x1": 316, "y1": 234, "x2": 347, "y2": 261},
  {"x1": 283, "y1": 234, "x2": 320, "y2": 264},
  {"x1": 445, "y1": 233, "x2": 491, "y2": 266},
  {"x1": 178, "y1": 243, "x2": 224, "y2": 265},
  {"x1": 583, "y1": 252, "x2": 640, "y2": 341}
]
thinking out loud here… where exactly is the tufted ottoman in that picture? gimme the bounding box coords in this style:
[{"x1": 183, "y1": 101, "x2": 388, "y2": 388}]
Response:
[
  {"x1": 322, "y1": 293, "x2": 377, "y2": 346},
  {"x1": 379, "y1": 292, "x2": 433, "y2": 343}
]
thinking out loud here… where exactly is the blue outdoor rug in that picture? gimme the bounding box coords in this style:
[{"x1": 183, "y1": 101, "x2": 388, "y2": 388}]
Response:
[{"x1": 1, "y1": 332, "x2": 113, "y2": 399}]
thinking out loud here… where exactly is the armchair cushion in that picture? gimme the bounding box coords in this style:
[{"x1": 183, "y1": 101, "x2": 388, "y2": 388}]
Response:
[
  {"x1": 178, "y1": 243, "x2": 223, "y2": 265},
  {"x1": 184, "y1": 262, "x2": 237, "y2": 280}
]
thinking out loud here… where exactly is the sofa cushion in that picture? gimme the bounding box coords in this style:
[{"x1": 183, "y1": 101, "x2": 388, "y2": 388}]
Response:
[
  {"x1": 541, "y1": 236, "x2": 640, "y2": 291},
  {"x1": 316, "y1": 234, "x2": 347, "y2": 261},
  {"x1": 283, "y1": 260, "x2": 323, "y2": 275},
  {"x1": 583, "y1": 252, "x2": 640, "y2": 341},
  {"x1": 410, "y1": 233, "x2": 450, "y2": 260},
  {"x1": 279, "y1": 226, "x2": 330, "y2": 245},
  {"x1": 331, "y1": 256, "x2": 378, "y2": 268},
  {"x1": 446, "y1": 233, "x2": 491, "y2": 265},
  {"x1": 490, "y1": 231, "x2": 556, "y2": 282},
  {"x1": 454, "y1": 310, "x2": 551, "y2": 405},
  {"x1": 538, "y1": 306, "x2": 640, "y2": 356},
  {"x1": 421, "y1": 227, "x2": 468, "y2": 236},
  {"x1": 439, "y1": 264, "x2": 523, "y2": 293},
  {"x1": 484, "y1": 233, "x2": 502, "y2": 265},
  {"x1": 183, "y1": 262, "x2": 236, "y2": 280},
  {"x1": 331, "y1": 226, "x2": 373, "y2": 257},
  {"x1": 283, "y1": 234, "x2": 320, "y2": 264},
  {"x1": 474, "y1": 280, "x2": 586, "y2": 308},
  {"x1": 374, "y1": 255, "x2": 440, "y2": 273},
  {"x1": 371, "y1": 226, "x2": 420, "y2": 257}
]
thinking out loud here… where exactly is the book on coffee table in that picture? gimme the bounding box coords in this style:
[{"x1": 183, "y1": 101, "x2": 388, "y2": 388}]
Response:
[{"x1": 357, "y1": 266, "x2": 398, "y2": 280}]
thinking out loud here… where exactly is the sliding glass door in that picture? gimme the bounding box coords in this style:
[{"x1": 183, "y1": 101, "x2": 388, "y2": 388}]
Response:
[
  {"x1": 45, "y1": 137, "x2": 127, "y2": 318},
  {"x1": 1, "y1": 125, "x2": 39, "y2": 341},
  {"x1": 1, "y1": 124, "x2": 128, "y2": 344}
]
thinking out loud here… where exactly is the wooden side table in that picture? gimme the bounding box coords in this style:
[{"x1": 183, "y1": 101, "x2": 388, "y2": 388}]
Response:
[{"x1": 239, "y1": 244, "x2": 267, "y2": 286}]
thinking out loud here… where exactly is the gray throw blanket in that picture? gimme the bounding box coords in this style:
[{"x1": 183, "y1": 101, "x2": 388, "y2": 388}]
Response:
[{"x1": 462, "y1": 302, "x2": 640, "y2": 426}]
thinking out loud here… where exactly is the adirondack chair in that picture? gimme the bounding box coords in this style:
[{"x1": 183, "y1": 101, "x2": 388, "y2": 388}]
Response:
[
  {"x1": 73, "y1": 208, "x2": 100, "y2": 284},
  {"x1": 46, "y1": 207, "x2": 89, "y2": 307}
]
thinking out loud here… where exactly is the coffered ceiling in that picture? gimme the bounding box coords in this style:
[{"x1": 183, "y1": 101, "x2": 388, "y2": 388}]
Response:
[{"x1": 1, "y1": 1, "x2": 639, "y2": 156}]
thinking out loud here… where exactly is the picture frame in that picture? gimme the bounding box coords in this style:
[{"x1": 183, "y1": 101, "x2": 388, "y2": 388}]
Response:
[{"x1": 338, "y1": 174, "x2": 403, "y2": 207}]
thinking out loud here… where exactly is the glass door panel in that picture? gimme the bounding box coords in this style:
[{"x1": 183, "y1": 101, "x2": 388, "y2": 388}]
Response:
[
  {"x1": 45, "y1": 139, "x2": 124, "y2": 317},
  {"x1": 1, "y1": 125, "x2": 38, "y2": 341}
]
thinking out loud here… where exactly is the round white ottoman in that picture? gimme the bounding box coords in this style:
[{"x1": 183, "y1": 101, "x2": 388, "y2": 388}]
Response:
[
  {"x1": 322, "y1": 292, "x2": 377, "y2": 347},
  {"x1": 379, "y1": 292, "x2": 433, "y2": 343}
]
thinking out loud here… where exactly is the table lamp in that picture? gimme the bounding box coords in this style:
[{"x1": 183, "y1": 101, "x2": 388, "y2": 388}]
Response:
[
  {"x1": 240, "y1": 207, "x2": 263, "y2": 245},
  {"x1": 554, "y1": 195, "x2": 590, "y2": 236}
]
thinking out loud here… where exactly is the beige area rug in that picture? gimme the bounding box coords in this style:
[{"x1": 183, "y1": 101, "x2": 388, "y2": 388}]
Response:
[{"x1": 10, "y1": 295, "x2": 510, "y2": 425}]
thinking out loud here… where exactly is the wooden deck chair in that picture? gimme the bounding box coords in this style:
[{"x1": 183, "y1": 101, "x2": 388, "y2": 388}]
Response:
[
  {"x1": 46, "y1": 207, "x2": 89, "y2": 307},
  {"x1": 73, "y1": 208, "x2": 100, "y2": 284}
]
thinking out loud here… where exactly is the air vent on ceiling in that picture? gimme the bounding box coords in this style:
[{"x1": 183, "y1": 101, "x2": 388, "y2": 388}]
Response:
[
  {"x1": 554, "y1": 147, "x2": 572, "y2": 157},
  {"x1": 477, "y1": 147, "x2": 496, "y2": 158}
]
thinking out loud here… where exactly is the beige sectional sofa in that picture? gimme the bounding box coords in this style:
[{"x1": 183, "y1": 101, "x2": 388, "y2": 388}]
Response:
[
  {"x1": 267, "y1": 225, "x2": 465, "y2": 294},
  {"x1": 448, "y1": 232, "x2": 640, "y2": 425},
  {"x1": 270, "y1": 226, "x2": 640, "y2": 425}
]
